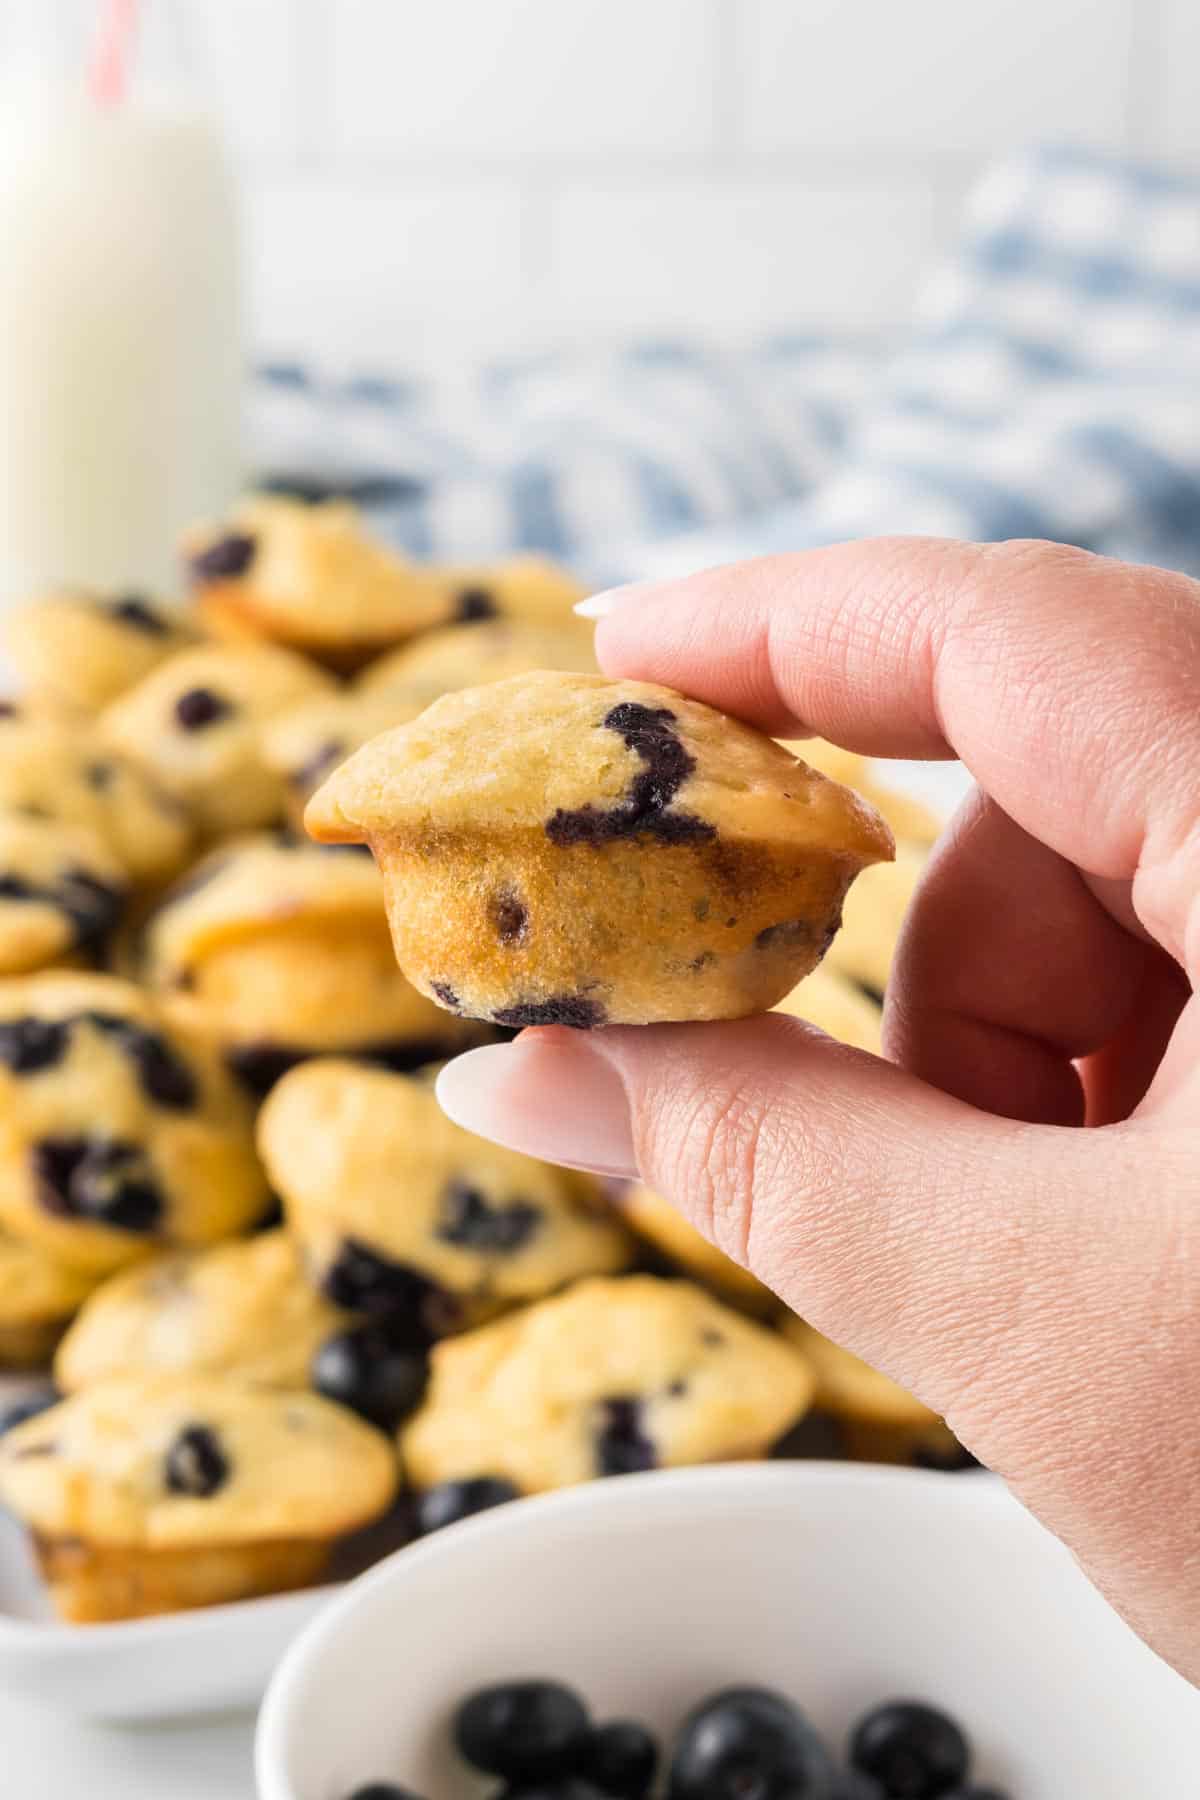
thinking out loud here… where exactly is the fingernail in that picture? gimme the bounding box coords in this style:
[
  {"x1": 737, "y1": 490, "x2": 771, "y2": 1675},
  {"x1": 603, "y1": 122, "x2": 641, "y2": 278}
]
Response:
[
  {"x1": 436, "y1": 1036, "x2": 637, "y2": 1178},
  {"x1": 574, "y1": 581, "x2": 660, "y2": 620}
]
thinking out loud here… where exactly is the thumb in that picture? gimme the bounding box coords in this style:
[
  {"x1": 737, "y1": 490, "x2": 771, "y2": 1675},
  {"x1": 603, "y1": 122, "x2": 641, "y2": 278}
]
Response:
[{"x1": 435, "y1": 1019, "x2": 1136, "y2": 1447}]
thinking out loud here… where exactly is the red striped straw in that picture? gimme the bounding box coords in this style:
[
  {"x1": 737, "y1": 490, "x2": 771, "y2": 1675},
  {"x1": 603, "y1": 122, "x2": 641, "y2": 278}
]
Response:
[{"x1": 89, "y1": 0, "x2": 140, "y2": 109}]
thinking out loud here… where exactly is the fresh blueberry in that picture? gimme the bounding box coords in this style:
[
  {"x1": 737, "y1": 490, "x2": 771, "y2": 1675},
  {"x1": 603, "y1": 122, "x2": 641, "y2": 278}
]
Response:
[
  {"x1": 832, "y1": 1772, "x2": 887, "y2": 1799},
  {"x1": 342, "y1": 1785, "x2": 428, "y2": 1800},
  {"x1": 415, "y1": 1475, "x2": 520, "y2": 1535},
  {"x1": 311, "y1": 1323, "x2": 428, "y2": 1429},
  {"x1": 668, "y1": 1685, "x2": 836, "y2": 1800},
  {"x1": 0, "y1": 1016, "x2": 69, "y2": 1074},
  {"x1": 164, "y1": 1423, "x2": 229, "y2": 1497},
  {"x1": 454, "y1": 1679, "x2": 591, "y2": 1781},
  {"x1": 497, "y1": 1783, "x2": 608, "y2": 1800},
  {"x1": 849, "y1": 1702, "x2": 969, "y2": 1799},
  {"x1": 0, "y1": 1389, "x2": 57, "y2": 1435},
  {"x1": 580, "y1": 1720, "x2": 659, "y2": 1798},
  {"x1": 174, "y1": 686, "x2": 233, "y2": 731}
]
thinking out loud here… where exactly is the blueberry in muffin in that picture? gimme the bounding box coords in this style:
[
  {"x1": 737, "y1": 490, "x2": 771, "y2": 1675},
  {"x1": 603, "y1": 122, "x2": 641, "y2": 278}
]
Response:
[
  {"x1": 0, "y1": 972, "x2": 269, "y2": 1273},
  {"x1": 5, "y1": 587, "x2": 200, "y2": 714},
  {"x1": 182, "y1": 496, "x2": 456, "y2": 672},
  {"x1": 101, "y1": 642, "x2": 334, "y2": 836},
  {"x1": 257, "y1": 1058, "x2": 632, "y2": 1336}
]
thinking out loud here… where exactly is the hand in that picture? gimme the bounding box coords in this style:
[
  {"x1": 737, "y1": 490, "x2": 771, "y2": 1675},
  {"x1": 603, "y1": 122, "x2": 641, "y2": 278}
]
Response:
[{"x1": 438, "y1": 537, "x2": 1200, "y2": 1682}]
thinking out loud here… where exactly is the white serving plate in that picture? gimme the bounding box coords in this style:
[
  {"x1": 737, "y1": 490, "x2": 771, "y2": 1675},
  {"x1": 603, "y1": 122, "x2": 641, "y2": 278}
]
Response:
[{"x1": 0, "y1": 759, "x2": 971, "y2": 1722}]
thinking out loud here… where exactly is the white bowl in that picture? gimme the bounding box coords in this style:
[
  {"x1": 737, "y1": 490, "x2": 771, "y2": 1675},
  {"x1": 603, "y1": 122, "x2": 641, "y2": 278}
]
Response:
[{"x1": 256, "y1": 1462, "x2": 1200, "y2": 1799}]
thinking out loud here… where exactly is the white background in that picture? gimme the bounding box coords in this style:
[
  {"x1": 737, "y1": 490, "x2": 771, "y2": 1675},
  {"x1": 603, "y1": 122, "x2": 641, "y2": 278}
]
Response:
[{"x1": 164, "y1": 0, "x2": 1198, "y2": 362}]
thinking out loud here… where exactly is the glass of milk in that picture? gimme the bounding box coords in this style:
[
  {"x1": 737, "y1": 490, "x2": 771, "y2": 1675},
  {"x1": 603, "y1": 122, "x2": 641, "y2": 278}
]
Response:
[{"x1": 0, "y1": 0, "x2": 243, "y2": 601}]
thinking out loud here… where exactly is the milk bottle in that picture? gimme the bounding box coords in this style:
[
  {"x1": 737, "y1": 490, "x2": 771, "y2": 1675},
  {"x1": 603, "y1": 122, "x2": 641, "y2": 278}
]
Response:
[{"x1": 0, "y1": 0, "x2": 242, "y2": 600}]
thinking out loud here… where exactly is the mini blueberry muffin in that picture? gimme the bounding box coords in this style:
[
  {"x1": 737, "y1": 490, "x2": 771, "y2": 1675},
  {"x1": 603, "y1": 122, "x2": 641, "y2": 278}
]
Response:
[
  {"x1": 136, "y1": 835, "x2": 482, "y2": 1092},
  {"x1": 54, "y1": 1231, "x2": 353, "y2": 1393},
  {"x1": 0, "y1": 1374, "x2": 399, "y2": 1621},
  {"x1": 823, "y1": 843, "x2": 927, "y2": 999},
  {"x1": 780, "y1": 1317, "x2": 964, "y2": 1467},
  {"x1": 183, "y1": 496, "x2": 453, "y2": 672},
  {"x1": 401, "y1": 1274, "x2": 815, "y2": 1496},
  {"x1": 0, "y1": 972, "x2": 269, "y2": 1273},
  {"x1": 306, "y1": 672, "x2": 894, "y2": 1029},
  {"x1": 432, "y1": 554, "x2": 587, "y2": 630},
  {"x1": 4, "y1": 588, "x2": 200, "y2": 715},
  {"x1": 360, "y1": 617, "x2": 598, "y2": 710},
  {"x1": 0, "y1": 715, "x2": 192, "y2": 884},
  {"x1": 258, "y1": 1059, "x2": 632, "y2": 1336},
  {"x1": 0, "y1": 814, "x2": 129, "y2": 974},
  {"x1": 101, "y1": 643, "x2": 334, "y2": 837},
  {"x1": 261, "y1": 690, "x2": 428, "y2": 819},
  {"x1": 616, "y1": 1186, "x2": 776, "y2": 1316},
  {"x1": 0, "y1": 1220, "x2": 101, "y2": 1367},
  {"x1": 774, "y1": 961, "x2": 883, "y2": 1055},
  {"x1": 788, "y1": 739, "x2": 941, "y2": 849}
]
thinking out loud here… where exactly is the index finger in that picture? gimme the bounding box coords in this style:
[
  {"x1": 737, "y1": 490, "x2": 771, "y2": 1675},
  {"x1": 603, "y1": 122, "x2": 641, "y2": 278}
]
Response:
[{"x1": 594, "y1": 537, "x2": 1200, "y2": 968}]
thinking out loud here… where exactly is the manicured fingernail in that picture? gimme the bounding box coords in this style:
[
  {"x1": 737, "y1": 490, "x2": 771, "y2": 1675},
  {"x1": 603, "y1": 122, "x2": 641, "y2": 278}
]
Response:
[
  {"x1": 574, "y1": 581, "x2": 660, "y2": 620},
  {"x1": 436, "y1": 1036, "x2": 637, "y2": 1177}
]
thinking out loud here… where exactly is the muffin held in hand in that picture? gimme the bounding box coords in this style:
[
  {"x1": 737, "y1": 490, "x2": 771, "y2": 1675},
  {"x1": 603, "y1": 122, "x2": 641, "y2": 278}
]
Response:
[
  {"x1": 0, "y1": 813, "x2": 129, "y2": 974},
  {"x1": 54, "y1": 1231, "x2": 352, "y2": 1393},
  {"x1": 0, "y1": 972, "x2": 269, "y2": 1273},
  {"x1": 183, "y1": 495, "x2": 454, "y2": 672},
  {"x1": 306, "y1": 672, "x2": 893, "y2": 1028},
  {"x1": 258, "y1": 1058, "x2": 632, "y2": 1336},
  {"x1": 5, "y1": 588, "x2": 200, "y2": 714},
  {"x1": 137, "y1": 833, "x2": 482, "y2": 1094},
  {"x1": 0, "y1": 1374, "x2": 398, "y2": 1621},
  {"x1": 0, "y1": 1219, "x2": 102, "y2": 1367},
  {"x1": 0, "y1": 714, "x2": 192, "y2": 884},
  {"x1": 401, "y1": 1274, "x2": 815, "y2": 1497},
  {"x1": 101, "y1": 642, "x2": 334, "y2": 837},
  {"x1": 361, "y1": 616, "x2": 598, "y2": 710}
]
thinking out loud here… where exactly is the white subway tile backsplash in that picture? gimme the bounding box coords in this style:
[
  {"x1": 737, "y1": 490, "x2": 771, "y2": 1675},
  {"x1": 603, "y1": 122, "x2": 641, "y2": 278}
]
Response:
[
  {"x1": 243, "y1": 175, "x2": 527, "y2": 361},
  {"x1": 183, "y1": 0, "x2": 301, "y2": 159},
  {"x1": 326, "y1": 0, "x2": 721, "y2": 157},
  {"x1": 1154, "y1": 0, "x2": 1200, "y2": 162},
  {"x1": 540, "y1": 176, "x2": 943, "y2": 333},
  {"x1": 741, "y1": 0, "x2": 1132, "y2": 155}
]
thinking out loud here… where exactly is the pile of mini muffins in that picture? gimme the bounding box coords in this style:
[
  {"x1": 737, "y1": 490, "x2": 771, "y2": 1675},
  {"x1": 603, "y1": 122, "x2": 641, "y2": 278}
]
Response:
[{"x1": 0, "y1": 494, "x2": 960, "y2": 1626}]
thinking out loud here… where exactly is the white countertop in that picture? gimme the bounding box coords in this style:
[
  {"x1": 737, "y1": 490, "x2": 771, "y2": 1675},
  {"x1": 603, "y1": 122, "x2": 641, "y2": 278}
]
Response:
[{"x1": 0, "y1": 1687, "x2": 258, "y2": 1797}]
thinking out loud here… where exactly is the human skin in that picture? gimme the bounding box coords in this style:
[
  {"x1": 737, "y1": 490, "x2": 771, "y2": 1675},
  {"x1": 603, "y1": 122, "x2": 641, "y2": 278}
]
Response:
[{"x1": 437, "y1": 537, "x2": 1200, "y2": 1684}]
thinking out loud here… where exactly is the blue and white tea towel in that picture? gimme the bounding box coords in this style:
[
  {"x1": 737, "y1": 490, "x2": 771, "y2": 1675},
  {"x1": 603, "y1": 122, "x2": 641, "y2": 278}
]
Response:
[{"x1": 252, "y1": 145, "x2": 1200, "y2": 585}]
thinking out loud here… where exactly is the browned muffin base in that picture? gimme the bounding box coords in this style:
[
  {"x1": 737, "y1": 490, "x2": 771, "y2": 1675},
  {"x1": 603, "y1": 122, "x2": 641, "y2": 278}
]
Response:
[{"x1": 34, "y1": 1532, "x2": 331, "y2": 1622}]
